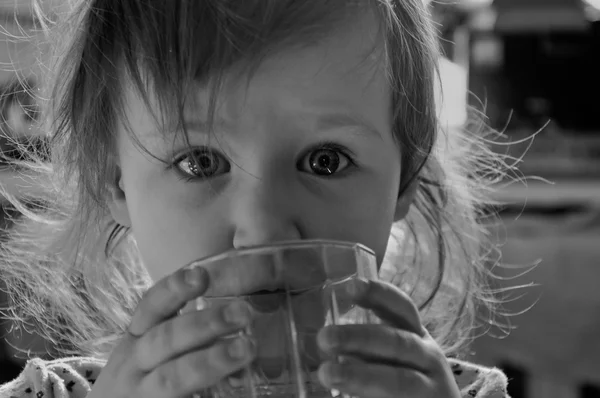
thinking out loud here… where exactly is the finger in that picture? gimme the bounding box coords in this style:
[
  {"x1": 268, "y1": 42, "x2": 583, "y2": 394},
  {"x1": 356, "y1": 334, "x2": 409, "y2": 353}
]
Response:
[
  {"x1": 318, "y1": 358, "x2": 431, "y2": 398},
  {"x1": 128, "y1": 266, "x2": 209, "y2": 337},
  {"x1": 348, "y1": 278, "x2": 424, "y2": 336},
  {"x1": 139, "y1": 336, "x2": 256, "y2": 398},
  {"x1": 318, "y1": 324, "x2": 432, "y2": 372},
  {"x1": 135, "y1": 300, "x2": 253, "y2": 371}
]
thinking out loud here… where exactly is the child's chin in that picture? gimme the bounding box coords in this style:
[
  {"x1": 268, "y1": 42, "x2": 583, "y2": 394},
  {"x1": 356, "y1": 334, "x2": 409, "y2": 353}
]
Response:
[
  {"x1": 253, "y1": 321, "x2": 324, "y2": 380},
  {"x1": 255, "y1": 351, "x2": 323, "y2": 380}
]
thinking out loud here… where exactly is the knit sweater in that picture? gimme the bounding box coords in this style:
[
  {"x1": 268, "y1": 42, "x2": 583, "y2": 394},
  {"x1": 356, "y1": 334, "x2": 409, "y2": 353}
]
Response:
[{"x1": 0, "y1": 356, "x2": 509, "y2": 397}]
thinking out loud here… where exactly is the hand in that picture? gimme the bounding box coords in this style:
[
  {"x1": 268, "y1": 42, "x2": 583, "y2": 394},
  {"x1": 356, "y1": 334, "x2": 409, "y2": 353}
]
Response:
[
  {"x1": 317, "y1": 279, "x2": 461, "y2": 398},
  {"x1": 87, "y1": 266, "x2": 256, "y2": 398}
]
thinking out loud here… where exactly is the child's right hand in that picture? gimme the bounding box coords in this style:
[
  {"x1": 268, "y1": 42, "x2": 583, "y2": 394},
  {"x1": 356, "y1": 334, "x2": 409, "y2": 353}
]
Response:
[{"x1": 87, "y1": 266, "x2": 256, "y2": 398}]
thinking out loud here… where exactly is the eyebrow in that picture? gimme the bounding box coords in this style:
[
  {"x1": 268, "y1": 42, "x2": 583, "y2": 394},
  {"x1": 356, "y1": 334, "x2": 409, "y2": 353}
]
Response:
[
  {"x1": 180, "y1": 120, "x2": 212, "y2": 133},
  {"x1": 315, "y1": 113, "x2": 383, "y2": 140},
  {"x1": 179, "y1": 113, "x2": 383, "y2": 140},
  {"x1": 179, "y1": 104, "x2": 224, "y2": 134}
]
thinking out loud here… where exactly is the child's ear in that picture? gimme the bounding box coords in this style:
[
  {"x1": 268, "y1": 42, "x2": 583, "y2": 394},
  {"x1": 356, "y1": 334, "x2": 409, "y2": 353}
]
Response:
[
  {"x1": 107, "y1": 170, "x2": 132, "y2": 227},
  {"x1": 393, "y1": 177, "x2": 419, "y2": 222}
]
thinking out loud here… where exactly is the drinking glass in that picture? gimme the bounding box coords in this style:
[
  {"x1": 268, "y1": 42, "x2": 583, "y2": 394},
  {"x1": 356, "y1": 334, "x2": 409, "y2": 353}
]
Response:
[{"x1": 182, "y1": 240, "x2": 379, "y2": 398}]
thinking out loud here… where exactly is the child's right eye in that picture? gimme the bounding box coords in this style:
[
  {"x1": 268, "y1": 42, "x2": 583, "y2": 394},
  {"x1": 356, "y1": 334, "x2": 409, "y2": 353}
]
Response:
[{"x1": 174, "y1": 148, "x2": 231, "y2": 180}]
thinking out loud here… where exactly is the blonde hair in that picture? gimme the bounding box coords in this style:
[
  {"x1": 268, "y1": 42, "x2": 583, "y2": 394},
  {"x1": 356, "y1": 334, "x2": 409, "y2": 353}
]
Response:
[{"x1": 1, "y1": 0, "x2": 510, "y2": 361}]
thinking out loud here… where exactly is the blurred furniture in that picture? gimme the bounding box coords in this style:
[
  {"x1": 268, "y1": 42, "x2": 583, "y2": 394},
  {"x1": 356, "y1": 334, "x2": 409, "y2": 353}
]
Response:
[
  {"x1": 449, "y1": 2, "x2": 600, "y2": 397},
  {"x1": 471, "y1": 191, "x2": 600, "y2": 398},
  {"x1": 468, "y1": 0, "x2": 600, "y2": 133}
]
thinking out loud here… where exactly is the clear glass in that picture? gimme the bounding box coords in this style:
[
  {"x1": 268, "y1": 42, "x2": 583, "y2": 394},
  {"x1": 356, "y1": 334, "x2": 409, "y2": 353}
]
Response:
[{"x1": 182, "y1": 239, "x2": 379, "y2": 398}]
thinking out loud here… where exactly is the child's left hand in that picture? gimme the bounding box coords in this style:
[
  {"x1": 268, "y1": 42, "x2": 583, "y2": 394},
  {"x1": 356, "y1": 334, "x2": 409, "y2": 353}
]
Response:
[{"x1": 317, "y1": 278, "x2": 461, "y2": 398}]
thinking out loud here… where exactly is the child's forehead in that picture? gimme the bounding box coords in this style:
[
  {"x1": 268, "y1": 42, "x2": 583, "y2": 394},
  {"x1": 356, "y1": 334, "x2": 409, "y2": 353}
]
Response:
[{"x1": 128, "y1": 10, "x2": 389, "y2": 130}]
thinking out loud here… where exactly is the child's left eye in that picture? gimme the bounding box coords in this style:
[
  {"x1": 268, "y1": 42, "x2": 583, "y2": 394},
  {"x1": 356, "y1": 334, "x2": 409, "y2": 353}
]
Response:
[{"x1": 298, "y1": 144, "x2": 354, "y2": 177}]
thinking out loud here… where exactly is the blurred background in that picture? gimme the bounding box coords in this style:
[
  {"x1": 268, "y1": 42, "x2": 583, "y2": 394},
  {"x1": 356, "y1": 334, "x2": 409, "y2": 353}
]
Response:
[{"x1": 1, "y1": 1, "x2": 599, "y2": 397}]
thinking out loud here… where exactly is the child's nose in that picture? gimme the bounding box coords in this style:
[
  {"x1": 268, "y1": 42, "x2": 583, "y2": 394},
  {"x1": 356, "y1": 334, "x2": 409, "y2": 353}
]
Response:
[{"x1": 231, "y1": 180, "x2": 302, "y2": 249}]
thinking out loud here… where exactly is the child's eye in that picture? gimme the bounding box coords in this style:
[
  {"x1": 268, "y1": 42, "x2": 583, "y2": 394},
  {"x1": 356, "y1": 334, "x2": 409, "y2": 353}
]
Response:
[
  {"x1": 298, "y1": 144, "x2": 354, "y2": 177},
  {"x1": 174, "y1": 148, "x2": 231, "y2": 179}
]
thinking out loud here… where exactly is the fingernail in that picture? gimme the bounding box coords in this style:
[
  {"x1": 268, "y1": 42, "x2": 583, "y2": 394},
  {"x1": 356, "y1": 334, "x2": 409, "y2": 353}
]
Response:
[
  {"x1": 346, "y1": 278, "x2": 368, "y2": 298},
  {"x1": 228, "y1": 337, "x2": 251, "y2": 359},
  {"x1": 223, "y1": 301, "x2": 251, "y2": 326},
  {"x1": 184, "y1": 267, "x2": 206, "y2": 288}
]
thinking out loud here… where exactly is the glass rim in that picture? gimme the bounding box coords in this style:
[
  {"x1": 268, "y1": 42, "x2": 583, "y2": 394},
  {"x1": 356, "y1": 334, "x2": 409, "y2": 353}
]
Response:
[{"x1": 186, "y1": 239, "x2": 375, "y2": 267}]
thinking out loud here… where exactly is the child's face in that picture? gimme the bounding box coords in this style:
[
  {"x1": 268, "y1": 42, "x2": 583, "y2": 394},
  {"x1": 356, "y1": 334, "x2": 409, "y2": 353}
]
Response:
[{"x1": 111, "y1": 13, "x2": 406, "y2": 282}]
